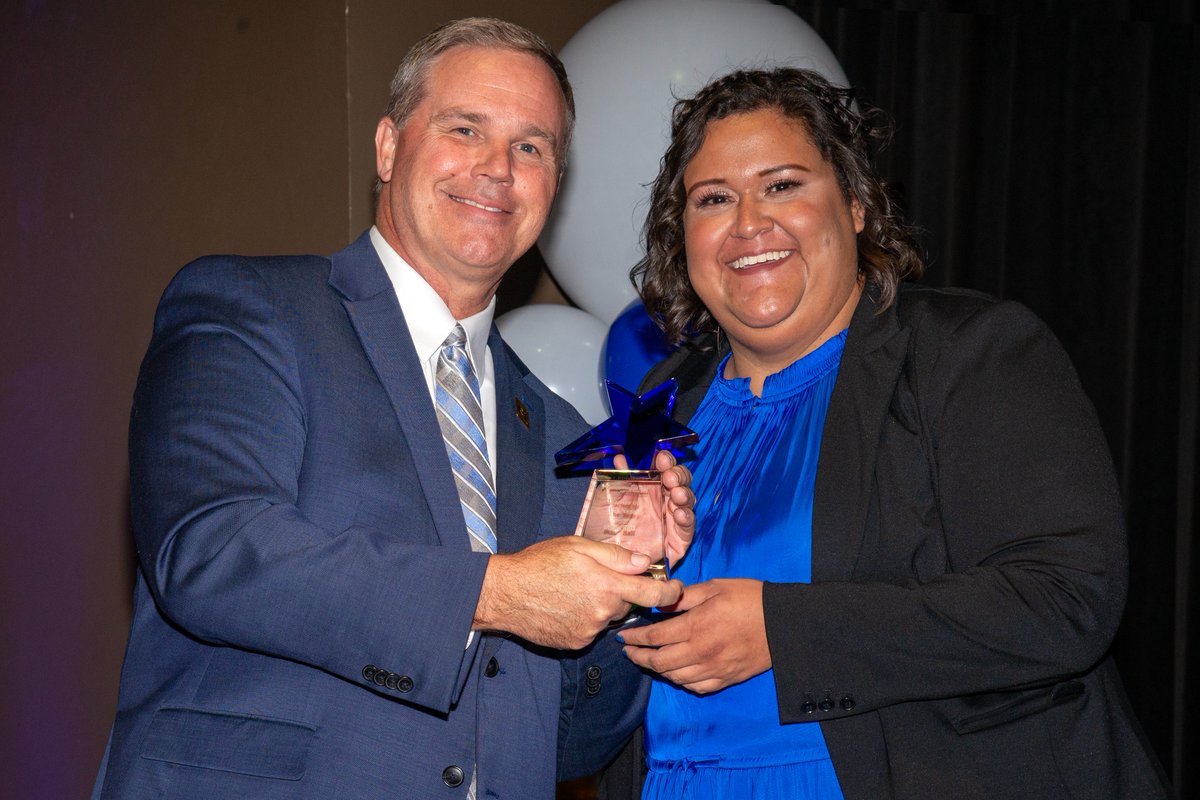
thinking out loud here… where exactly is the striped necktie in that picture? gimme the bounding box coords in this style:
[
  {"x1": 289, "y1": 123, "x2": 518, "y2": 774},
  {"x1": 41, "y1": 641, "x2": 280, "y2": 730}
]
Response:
[{"x1": 434, "y1": 324, "x2": 498, "y2": 554}]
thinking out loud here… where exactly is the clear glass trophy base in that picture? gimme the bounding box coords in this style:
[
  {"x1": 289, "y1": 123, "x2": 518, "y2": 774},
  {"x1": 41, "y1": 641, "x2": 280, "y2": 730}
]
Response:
[
  {"x1": 573, "y1": 469, "x2": 668, "y2": 580},
  {"x1": 574, "y1": 469, "x2": 670, "y2": 627}
]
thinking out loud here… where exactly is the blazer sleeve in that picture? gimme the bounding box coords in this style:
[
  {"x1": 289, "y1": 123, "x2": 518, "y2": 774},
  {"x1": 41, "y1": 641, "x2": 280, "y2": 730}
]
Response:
[
  {"x1": 129, "y1": 256, "x2": 487, "y2": 714},
  {"x1": 765, "y1": 298, "x2": 1129, "y2": 719}
]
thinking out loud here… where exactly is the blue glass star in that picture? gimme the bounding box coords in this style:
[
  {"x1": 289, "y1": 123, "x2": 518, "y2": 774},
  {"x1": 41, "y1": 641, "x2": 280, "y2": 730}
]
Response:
[{"x1": 555, "y1": 379, "x2": 698, "y2": 470}]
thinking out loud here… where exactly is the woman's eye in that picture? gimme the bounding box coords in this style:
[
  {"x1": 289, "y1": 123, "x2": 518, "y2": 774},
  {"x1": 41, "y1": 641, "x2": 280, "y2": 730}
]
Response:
[
  {"x1": 695, "y1": 192, "x2": 729, "y2": 207},
  {"x1": 767, "y1": 179, "x2": 800, "y2": 193}
]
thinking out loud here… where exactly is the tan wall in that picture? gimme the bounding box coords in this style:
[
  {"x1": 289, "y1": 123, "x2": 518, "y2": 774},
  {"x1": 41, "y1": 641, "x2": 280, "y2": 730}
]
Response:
[{"x1": 0, "y1": 2, "x2": 612, "y2": 795}]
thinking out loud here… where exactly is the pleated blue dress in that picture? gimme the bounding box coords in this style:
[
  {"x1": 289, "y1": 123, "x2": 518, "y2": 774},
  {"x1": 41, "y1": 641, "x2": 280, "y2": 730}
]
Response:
[{"x1": 643, "y1": 330, "x2": 848, "y2": 800}]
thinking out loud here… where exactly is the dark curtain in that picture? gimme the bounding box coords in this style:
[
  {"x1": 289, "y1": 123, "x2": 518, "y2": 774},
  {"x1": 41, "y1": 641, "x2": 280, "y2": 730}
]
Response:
[{"x1": 770, "y1": 0, "x2": 1198, "y2": 793}]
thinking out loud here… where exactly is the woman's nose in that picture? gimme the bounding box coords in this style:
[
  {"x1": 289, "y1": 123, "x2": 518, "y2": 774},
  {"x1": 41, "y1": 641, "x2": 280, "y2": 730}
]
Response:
[{"x1": 734, "y1": 199, "x2": 771, "y2": 238}]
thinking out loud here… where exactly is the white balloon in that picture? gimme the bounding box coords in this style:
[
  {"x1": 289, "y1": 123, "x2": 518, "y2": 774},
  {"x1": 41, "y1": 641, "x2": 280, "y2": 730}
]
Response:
[
  {"x1": 539, "y1": 0, "x2": 847, "y2": 324},
  {"x1": 495, "y1": 304, "x2": 610, "y2": 424}
]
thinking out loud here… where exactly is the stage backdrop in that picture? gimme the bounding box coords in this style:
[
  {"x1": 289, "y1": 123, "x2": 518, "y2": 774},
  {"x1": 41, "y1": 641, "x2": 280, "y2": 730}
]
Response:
[{"x1": 779, "y1": 0, "x2": 1198, "y2": 792}]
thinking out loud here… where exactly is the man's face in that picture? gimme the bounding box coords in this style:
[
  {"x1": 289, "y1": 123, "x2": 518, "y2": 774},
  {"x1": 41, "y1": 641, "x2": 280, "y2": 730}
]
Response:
[{"x1": 374, "y1": 46, "x2": 566, "y2": 315}]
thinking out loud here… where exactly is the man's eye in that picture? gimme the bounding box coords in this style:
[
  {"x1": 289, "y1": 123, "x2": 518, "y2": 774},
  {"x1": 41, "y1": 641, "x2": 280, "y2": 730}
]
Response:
[
  {"x1": 454, "y1": 127, "x2": 475, "y2": 136},
  {"x1": 516, "y1": 143, "x2": 539, "y2": 155}
]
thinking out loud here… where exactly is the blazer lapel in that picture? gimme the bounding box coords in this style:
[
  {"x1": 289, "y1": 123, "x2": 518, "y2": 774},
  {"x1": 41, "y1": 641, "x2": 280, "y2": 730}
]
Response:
[
  {"x1": 490, "y1": 330, "x2": 545, "y2": 555},
  {"x1": 330, "y1": 233, "x2": 465, "y2": 549},
  {"x1": 811, "y1": 291, "x2": 910, "y2": 582}
]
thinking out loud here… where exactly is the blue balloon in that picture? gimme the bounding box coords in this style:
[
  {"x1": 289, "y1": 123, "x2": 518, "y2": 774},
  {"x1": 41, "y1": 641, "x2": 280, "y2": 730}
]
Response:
[{"x1": 603, "y1": 299, "x2": 674, "y2": 399}]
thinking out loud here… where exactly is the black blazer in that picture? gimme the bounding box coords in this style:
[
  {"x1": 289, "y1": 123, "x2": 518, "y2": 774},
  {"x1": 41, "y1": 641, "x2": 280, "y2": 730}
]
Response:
[{"x1": 603, "y1": 284, "x2": 1171, "y2": 799}]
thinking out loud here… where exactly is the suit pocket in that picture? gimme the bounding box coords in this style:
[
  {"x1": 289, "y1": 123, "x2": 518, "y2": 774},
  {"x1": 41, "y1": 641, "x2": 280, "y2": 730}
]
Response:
[
  {"x1": 951, "y1": 680, "x2": 1085, "y2": 735},
  {"x1": 140, "y1": 706, "x2": 315, "y2": 780}
]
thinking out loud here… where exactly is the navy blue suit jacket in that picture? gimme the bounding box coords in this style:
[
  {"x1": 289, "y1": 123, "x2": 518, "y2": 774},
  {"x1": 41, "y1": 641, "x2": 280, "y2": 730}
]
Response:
[{"x1": 93, "y1": 233, "x2": 645, "y2": 799}]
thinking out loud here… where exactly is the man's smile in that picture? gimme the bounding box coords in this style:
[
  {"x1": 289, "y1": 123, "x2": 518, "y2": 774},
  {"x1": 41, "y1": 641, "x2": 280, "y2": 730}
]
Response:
[{"x1": 450, "y1": 194, "x2": 507, "y2": 214}]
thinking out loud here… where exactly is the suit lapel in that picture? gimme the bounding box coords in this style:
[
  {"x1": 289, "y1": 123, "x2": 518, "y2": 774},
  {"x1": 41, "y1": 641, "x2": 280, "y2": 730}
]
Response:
[
  {"x1": 330, "y1": 233, "x2": 465, "y2": 549},
  {"x1": 811, "y1": 291, "x2": 910, "y2": 582},
  {"x1": 481, "y1": 332, "x2": 547, "y2": 663},
  {"x1": 490, "y1": 329, "x2": 545, "y2": 555}
]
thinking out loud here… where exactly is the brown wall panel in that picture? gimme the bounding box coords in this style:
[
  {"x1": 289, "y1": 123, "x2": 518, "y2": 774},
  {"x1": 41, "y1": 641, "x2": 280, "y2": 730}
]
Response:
[{"x1": 3, "y1": 3, "x2": 351, "y2": 794}]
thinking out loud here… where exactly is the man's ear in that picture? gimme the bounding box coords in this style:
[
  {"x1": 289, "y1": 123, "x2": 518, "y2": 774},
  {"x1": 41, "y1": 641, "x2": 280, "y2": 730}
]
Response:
[{"x1": 375, "y1": 117, "x2": 398, "y2": 182}]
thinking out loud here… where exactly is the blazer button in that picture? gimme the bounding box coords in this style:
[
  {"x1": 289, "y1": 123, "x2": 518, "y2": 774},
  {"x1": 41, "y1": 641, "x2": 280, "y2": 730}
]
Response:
[
  {"x1": 485, "y1": 657, "x2": 499, "y2": 677},
  {"x1": 818, "y1": 696, "x2": 834, "y2": 712},
  {"x1": 801, "y1": 700, "x2": 817, "y2": 714},
  {"x1": 441, "y1": 765, "x2": 465, "y2": 787},
  {"x1": 397, "y1": 675, "x2": 414, "y2": 693},
  {"x1": 840, "y1": 695, "x2": 856, "y2": 711},
  {"x1": 585, "y1": 665, "x2": 602, "y2": 680},
  {"x1": 361, "y1": 665, "x2": 377, "y2": 682}
]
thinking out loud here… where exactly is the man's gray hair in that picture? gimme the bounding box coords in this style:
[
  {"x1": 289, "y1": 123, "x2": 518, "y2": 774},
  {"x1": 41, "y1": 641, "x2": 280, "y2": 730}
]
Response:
[{"x1": 383, "y1": 17, "x2": 575, "y2": 166}]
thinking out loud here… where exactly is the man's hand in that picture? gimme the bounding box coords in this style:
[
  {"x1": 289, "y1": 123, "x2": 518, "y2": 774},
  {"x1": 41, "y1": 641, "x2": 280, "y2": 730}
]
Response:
[
  {"x1": 474, "y1": 536, "x2": 685, "y2": 650},
  {"x1": 619, "y1": 578, "x2": 771, "y2": 694}
]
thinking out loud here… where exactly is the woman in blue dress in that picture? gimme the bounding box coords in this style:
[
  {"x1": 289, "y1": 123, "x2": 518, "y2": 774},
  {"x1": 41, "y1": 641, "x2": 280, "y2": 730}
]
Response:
[{"x1": 609, "y1": 68, "x2": 1171, "y2": 799}]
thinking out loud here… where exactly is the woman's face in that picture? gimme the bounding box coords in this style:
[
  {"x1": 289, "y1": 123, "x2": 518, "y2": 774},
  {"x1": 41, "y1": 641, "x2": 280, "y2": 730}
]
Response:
[{"x1": 683, "y1": 108, "x2": 864, "y2": 369}]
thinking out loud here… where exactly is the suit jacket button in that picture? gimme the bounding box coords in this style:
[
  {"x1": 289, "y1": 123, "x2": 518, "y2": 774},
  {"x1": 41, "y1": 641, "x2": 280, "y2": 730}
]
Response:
[
  {"x1": 801, "y1": 700, "x2": 817, "y2": 714},
  {"x1": 397, "y1": 675, "x2": 414, "y2": 693},
  {"x1": 585, "y1": 665, "x2": 602, "y2": 680},
  {"x1": 441, "y1": 765, "x2": 465, "y2": 787},
  {"x1": 384, "y1": 673, "x2": 399, "y2": 690},
  {"x1": 819, "y1": 696, "x2": 834, "y2": 712},
  {"x1": 485, "y1": 657, "x2": 499, "y2": 677},
  {"x1": 361, "y1": 665, "x2": 377, "y2": 682},
  {"x1": 841, "y1": 695, "x2": 856, "y2": 711}
]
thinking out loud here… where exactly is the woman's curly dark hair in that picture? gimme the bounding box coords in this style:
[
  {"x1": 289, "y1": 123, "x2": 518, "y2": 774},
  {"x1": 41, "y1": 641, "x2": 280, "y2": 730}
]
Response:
[{"x1": 632, "y1": 67, "x2": 924, "y2": 346}]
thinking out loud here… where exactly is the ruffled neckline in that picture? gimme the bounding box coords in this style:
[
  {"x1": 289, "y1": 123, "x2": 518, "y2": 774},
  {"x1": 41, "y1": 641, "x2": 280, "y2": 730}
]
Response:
[{"x1": 711, "y1": 329, "x2": 848, "y2": 407}]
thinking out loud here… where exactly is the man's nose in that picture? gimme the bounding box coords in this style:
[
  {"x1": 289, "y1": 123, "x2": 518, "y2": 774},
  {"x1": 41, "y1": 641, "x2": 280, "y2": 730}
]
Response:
[{"x1": 473, "y1": 143, "x2": 514, "y2": 183}]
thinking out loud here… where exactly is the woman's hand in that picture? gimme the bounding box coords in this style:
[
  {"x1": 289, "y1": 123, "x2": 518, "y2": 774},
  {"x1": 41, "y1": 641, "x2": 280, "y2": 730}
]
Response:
[
  {"x1": 620, "y1": 578, "x2": 771, "y2": 694},
  {"x1": 611, "y1": 450, "x2": 695, "y2": 567},
  {"x1": 653, "y1": 449, "x2": 694, "y2": 567}
]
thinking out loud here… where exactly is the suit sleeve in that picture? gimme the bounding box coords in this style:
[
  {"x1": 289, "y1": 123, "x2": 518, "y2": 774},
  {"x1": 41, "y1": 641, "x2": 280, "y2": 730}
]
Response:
[
  {"x1": 129, "y1": 257, "x2": 487, "y2": 714},
  {"x1": 765, "y1": 299, "x2": 1128, "y2": 720},
  {"x1": 557, "y1": 630, "x2": 651, "y2": 781}
]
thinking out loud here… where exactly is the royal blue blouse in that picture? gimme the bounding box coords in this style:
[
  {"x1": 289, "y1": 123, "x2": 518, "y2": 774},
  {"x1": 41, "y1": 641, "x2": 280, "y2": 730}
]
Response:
[{"x1": 642, "y1": 330, "x2": 848, "y2": 799}]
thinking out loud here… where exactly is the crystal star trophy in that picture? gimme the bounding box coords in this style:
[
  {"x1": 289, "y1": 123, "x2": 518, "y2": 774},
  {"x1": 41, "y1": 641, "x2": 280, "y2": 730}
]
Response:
[{"x1": 555, "y1": 379, "x2": 698, "y2": 581}]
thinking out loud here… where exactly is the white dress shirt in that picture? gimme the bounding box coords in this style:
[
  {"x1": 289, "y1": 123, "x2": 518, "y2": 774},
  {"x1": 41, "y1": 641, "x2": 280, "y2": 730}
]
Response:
[{"x1": 370, "y1": 226, "x2": 498, "y2": 483}]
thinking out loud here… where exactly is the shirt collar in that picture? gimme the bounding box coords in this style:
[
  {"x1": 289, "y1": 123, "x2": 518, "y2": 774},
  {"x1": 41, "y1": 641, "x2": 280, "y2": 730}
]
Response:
[{"x1": 369, "y1": 226, "x2": 495, "y2": 371}]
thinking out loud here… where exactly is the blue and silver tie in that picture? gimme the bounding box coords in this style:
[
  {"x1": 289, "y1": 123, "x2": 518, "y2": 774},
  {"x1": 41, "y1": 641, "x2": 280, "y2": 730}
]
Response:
[{"x1": 435, "y1": 324, "x2": 497, "y2": 554}]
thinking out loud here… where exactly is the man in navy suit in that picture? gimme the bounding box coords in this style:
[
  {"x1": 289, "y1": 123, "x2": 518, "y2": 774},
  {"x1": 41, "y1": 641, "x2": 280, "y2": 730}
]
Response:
[{"x1": 93, "y1": 18, "x2": 692, "y2": 799}]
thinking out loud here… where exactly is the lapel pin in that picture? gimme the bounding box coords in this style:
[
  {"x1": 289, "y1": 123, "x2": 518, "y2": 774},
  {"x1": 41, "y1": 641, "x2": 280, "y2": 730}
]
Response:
[{"x1": 514, "y1": 397, "x2": 530, "y2": 429}]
